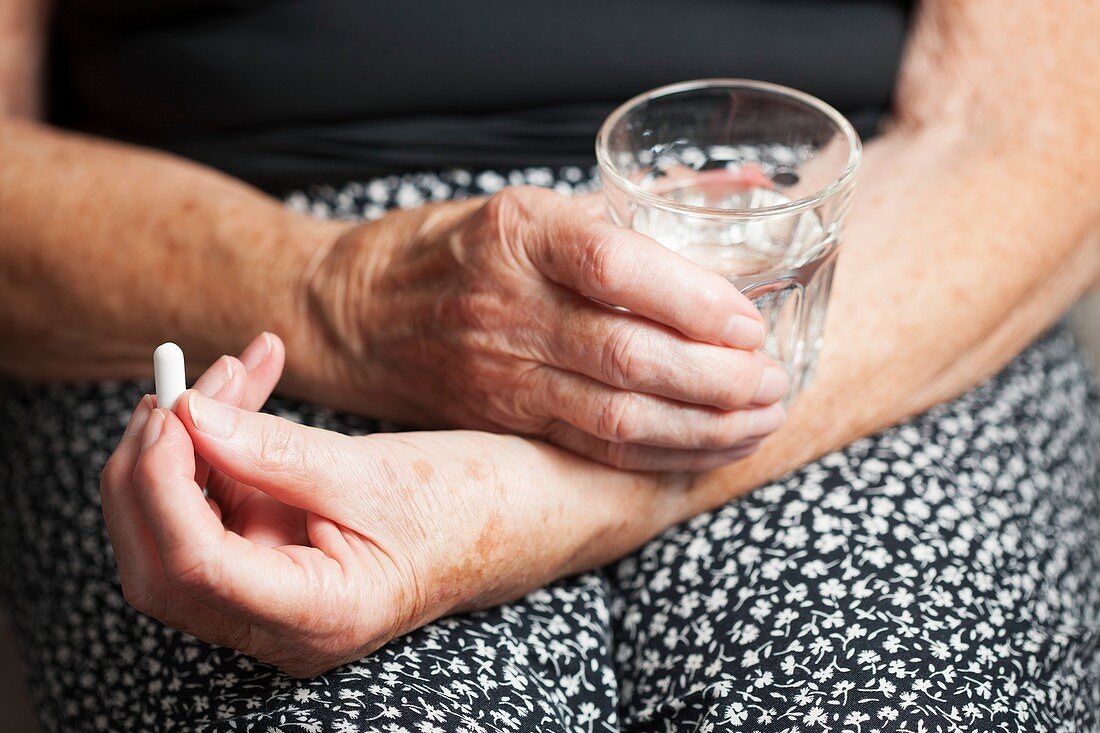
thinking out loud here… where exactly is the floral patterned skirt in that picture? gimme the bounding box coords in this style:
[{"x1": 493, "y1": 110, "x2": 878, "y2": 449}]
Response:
[{"x1": 1, "y1": 168, "x2": 1098, "y2": 733}]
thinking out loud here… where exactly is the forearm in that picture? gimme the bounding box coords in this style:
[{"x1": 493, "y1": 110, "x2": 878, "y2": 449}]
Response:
[
  {"x1": 367, "y1": 430, "x2": 685, "y2": 617},
  {"x1": 693, "y1": 127, "x2": 1097, "y2": 502},
  {"x1": 690, "y1": 0, "x2": 1100, "y2": 504},
  {"x1": 445, "y1": 119, "x2": 1100, "y2": 594},
  {"x1": 0, "y1": 0, "x2": 47, "y2": 118},
  {"x1": 0, "y1": 118, "x2": 347, "y2": 385}
]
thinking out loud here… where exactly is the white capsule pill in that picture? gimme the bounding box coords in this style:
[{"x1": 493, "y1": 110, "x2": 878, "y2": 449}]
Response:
[{"x1": 153, "y1": 342, "x2": 187, "y2": 410}]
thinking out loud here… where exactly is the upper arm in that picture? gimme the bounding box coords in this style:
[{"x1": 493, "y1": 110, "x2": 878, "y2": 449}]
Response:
[
  {"x1": 0, "y1": 0, "x2": 51, "y2": 119},
  {"x1": 893, "y1": 0, "x2": 1100, "y2": 161}
]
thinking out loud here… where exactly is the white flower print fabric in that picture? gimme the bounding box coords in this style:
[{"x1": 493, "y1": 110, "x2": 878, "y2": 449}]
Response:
[{"x1": 0, "y1": 168, "x2": 1097, "y2": 733}]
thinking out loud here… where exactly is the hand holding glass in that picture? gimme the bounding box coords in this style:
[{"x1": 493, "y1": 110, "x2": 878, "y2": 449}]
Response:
[{"x1": 598, "y1": 79, "x2": 861, "y2": 404}]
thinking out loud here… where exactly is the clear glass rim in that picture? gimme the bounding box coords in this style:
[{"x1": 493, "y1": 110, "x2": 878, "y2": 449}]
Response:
[{"x1": 596, "y1": 78, "x2": 862, "y2": 220}]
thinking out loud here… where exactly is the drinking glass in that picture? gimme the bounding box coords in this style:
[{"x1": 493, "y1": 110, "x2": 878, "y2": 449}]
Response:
[{"x1": 597, "y1": 79, "x2": 861, "y2": 403}]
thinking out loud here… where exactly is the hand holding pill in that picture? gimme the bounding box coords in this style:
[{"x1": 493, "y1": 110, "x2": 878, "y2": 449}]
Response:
[{"x1": 100, "y1": 332, "x2": 693, "y2": 677}]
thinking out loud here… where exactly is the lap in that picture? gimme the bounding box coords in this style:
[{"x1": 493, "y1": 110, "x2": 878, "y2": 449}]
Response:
[
  {"x1": 0, "y1": 381, "x2": 621, "y2": 732},
  {"x1": 609, "y1": 324, "x2": 1100, "y2": 732},
  {"x1": 2, "y1": 325, "x2": 1095, "y2": 732},
  {"x1": 173, "y1": 574, "x2": 618, "y2": 731}
]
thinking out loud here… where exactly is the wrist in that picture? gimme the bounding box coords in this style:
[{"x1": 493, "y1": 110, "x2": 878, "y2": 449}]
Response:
[
  {"x1": 131, "y1": 205, "x2": 352, "y2": 386},
  {"x1": 273, "y1": 213, "x2": 360, "y2": 408},
  {"x1": 281, "y1": 199, "x2": 481, "y2": 416}
]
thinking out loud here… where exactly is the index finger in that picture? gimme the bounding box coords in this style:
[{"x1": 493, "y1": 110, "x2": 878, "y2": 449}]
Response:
[
  {"x1": 132, "y1": 409, "x2": 319, "y2": 625},
  {"x1": 526, "y1": 208, "x2": 764, "y2": 349}
]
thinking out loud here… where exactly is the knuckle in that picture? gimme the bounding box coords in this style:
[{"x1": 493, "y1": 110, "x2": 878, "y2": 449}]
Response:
[
  {"x1": 100, "y1": 456, "x2": 125, "y2": 495},
  {"x1": 481, "y1": 187, "x2": 545, "y2": 265},
  {"x1": 257, "y1": 424, "x2": 308, "y2": 477},
  {"x1": 595, "y1": 393, "x2": 643, "y2": 443},
  {"x1": 580, "y1": 230, "x2": 627, "y2": 292},
  {"x1": 484, "y1": 365, "x2": 550, "y2": 434},
  {"x1": 482, "y1": 187, "x2": 532, "y2": 230},
  {"x1": 602, "y1": 441, "x2": 638, "y2": 470},
  {"x1": 164, "y1": 546, "x2": 217, "y2": 593},
  {"x1": 120, "y1": 578, "x2": 154, "y2": 615},
  {"x1": 601, "y1": 322, "x2": 651, "y2": 386},
  {"x1": 486, "y1": 185, "x2": 522, "y2": 210},
  {"x1": 130, "y1": 455, "x2": 161, "y2": 490}
]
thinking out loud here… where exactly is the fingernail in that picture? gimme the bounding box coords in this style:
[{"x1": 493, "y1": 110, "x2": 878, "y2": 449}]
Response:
[
  {"x1": 754, "y1": 365, "x2": 790, "y2": 404},
  {"x1": 123, "y1": 395, "x2": 155, "y2": 439},
  {"x1": 142, "y1": 409, "x2": 166, "y2": 449},
  {"x1": 722, "y1": 440, "x2": 762, "y2": 461},
  {"x1": 239, "y1": 332, "x2": 272, "y2": 371},
  {"x1": 188, "y1": 391, "x2": 236, "y2": 439},
  {"x1": 748, "y1": 403, "x2": 787, "y2": 436},
  {"x1": 193, "y1": 356, "x2": 235, "y2": 397},
  {"x1": 722, "y1": 315, "x2": 765, "y2": 348}
]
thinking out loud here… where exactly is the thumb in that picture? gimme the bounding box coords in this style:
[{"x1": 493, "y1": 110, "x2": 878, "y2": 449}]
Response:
[{"x1": 176, "y1": 389, "x2": 359, "y2": 517}]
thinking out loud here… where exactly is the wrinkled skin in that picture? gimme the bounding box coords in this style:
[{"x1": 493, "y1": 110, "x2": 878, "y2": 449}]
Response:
[{"x1": 303, "y1": 186, "x2": 789, "y2": 471}]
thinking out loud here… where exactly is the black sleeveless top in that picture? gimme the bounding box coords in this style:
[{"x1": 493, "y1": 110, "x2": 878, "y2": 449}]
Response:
[{"x1": 48, "y1": 0, "x2": 911, "y2": 193}]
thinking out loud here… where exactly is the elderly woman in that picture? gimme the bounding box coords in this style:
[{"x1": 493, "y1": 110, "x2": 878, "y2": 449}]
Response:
[{"x1": 1, "y1": 0, "x2": 1098, "y2": 730}]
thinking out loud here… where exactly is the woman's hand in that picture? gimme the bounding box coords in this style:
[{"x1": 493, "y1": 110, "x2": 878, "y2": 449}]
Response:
[
  {"x1": 300, "y1": 186, "x2": 788, "y2": 471},
  {"x1": 101, "y1": 337, "x2": 684, "y2": 677}
]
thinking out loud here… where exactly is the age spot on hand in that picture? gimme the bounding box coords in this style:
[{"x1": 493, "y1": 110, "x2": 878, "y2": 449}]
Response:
[{"x1": 412, "y1": 460, "x2": 435, "y2": 482}]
